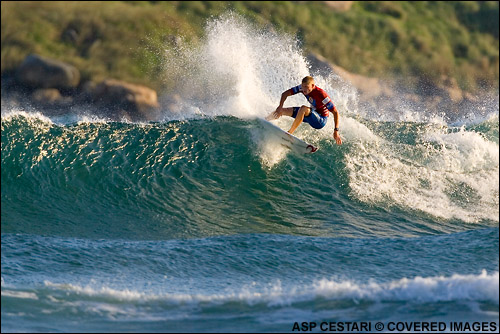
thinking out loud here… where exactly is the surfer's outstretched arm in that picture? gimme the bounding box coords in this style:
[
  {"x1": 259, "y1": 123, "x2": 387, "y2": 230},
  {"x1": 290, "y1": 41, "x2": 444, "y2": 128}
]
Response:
[{"x1": 266, "y1": 90, "x2": 292, "y2": 120}]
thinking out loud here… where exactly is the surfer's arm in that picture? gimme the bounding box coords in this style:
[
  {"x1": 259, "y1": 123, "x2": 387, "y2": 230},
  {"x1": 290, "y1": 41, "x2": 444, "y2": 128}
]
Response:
[
  {"x1": 272, "y1": 90, "x2": 292, "y2": 118},
  {"x1": 324, "y1": 98, "x2": 340, "y2": 131},
  {"x1": 331, "y1": 106, "x2": 340, "y2": 130},
  {"x1": 278, "y1": 90, "x2": 292, "y2": 109},
  {"x1": 330, "y1": 105, "x2": 342, "y2": 145}
]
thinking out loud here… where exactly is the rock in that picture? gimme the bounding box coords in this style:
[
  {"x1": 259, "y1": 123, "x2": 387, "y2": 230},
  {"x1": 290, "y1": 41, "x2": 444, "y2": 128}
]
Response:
[
  {"x1": 31, "y1": 88, "x2": 73, "y2": 107},
  {"x1": 31, "y1": 88, "x2": 62, "y2": 103},
  {"x1": 92, "y1": 79, "x2": 160, "y2": 121},
  {"x1": 16, "y1": 54, "x2": 80, "y2": 89},
  {"x1": 74, "y1": 80, "x2": 98, "y2": 103},
  {"x1": 28, "y1": 88, "x2": 73, "y2": 116}
]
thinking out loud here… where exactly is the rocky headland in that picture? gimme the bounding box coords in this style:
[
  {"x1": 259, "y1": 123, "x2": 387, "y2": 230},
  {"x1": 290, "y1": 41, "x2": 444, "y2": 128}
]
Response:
[{"x1": 2, "y1": 54, "x2": 160, "y2": 121}]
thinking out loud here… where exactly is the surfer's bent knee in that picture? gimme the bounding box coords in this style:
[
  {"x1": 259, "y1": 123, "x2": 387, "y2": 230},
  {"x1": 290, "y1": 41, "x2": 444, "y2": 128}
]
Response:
[{"x1": 300, "y1": 106, "x2": 311, "y2": 117}]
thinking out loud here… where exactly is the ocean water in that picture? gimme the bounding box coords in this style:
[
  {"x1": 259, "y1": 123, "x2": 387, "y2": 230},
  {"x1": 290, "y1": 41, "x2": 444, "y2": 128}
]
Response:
[{"x1": 1, "y1": 15, "x2": 499, "y2": 333}]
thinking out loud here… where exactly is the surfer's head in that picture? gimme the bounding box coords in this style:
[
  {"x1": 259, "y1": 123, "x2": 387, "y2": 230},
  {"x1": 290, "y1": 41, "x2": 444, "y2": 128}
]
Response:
[{"x1": 301, "y1": 76, "x2": 315, "y2": 94}]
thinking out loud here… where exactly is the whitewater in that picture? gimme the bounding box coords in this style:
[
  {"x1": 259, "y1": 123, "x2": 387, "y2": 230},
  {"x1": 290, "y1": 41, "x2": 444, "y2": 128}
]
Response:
[{"x1": 1, "y1": 14, "x2": 498, "y2": 332}]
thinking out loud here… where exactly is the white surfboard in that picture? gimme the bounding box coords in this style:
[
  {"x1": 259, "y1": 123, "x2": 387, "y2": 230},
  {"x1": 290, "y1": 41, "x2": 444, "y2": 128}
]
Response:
[{"x1": 257, "y1": 118, "x2": 318, "y2": 154}]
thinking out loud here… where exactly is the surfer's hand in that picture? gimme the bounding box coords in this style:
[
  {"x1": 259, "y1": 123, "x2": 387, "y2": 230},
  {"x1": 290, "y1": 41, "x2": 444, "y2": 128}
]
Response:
[
  {"x1": 271, "y1": 107, "x2": 283, "y2": 119},
  {"x1": 333, "y1": 130, "x2": 342, "y2": 145}
]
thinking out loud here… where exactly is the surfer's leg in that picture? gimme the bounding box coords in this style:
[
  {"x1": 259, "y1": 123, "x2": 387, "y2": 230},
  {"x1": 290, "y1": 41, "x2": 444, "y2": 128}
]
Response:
[{"x1": 288, "y1": 106, "x2": 311, "y2": 134}]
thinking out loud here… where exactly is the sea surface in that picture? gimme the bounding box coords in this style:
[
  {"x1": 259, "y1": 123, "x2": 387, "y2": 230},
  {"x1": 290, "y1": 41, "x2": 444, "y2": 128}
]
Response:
[{"x1": 2, "y1": 15, "x2": 499, "y2": 333}]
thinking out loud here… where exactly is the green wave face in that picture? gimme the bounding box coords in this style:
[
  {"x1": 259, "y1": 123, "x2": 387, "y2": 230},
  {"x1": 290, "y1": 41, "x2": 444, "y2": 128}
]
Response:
[{"x1": 2, "y1": 113, "x2": 498, "y2": 240}]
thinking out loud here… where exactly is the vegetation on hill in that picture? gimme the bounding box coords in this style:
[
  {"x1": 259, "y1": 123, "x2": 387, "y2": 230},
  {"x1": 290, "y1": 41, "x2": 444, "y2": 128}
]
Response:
[{"x1": 1, "y1": 1, "x2": 498, "y2": 93}]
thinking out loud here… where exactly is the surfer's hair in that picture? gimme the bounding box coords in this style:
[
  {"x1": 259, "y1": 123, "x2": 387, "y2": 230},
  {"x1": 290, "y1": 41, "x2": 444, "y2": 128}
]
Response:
[{"x1": 302, "y1": 76, "x2": 314, "y2": 85}]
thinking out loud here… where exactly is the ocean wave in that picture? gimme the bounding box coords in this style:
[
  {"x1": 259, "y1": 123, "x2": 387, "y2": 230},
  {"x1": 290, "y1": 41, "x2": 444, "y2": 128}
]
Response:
[
  {"x1": 8, "y1": 270, "x2": 493, "y2": 307},
  {"x1": 1, "y1": 112, "x2": 498, "y2": 242}
]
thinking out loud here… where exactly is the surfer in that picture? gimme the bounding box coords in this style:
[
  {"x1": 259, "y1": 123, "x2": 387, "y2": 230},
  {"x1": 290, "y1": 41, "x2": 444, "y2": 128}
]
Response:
[{"x1": 266, "y1": 76, "x2": 342, "y2": 145}]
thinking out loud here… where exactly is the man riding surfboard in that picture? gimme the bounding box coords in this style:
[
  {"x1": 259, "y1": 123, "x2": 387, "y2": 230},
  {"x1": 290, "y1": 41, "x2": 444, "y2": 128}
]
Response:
[{"x1": 266, "y1": 76, "x2": 342, "y2": 145}]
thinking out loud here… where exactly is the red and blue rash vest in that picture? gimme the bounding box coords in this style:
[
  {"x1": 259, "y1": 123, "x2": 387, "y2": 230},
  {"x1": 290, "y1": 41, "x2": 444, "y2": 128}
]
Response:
[{"x1": 289, "y1": 85, "x2": 335, "y2": 117}]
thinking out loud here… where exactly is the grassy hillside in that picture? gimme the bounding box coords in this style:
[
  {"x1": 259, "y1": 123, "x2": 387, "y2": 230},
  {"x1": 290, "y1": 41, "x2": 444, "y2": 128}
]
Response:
[{"x1": 2, "y1": 1, "x2": 498, "y2": 93}]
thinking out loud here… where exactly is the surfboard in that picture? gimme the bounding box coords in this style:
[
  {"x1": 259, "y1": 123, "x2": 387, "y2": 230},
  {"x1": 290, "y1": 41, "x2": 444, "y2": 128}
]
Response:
[{"x1": 257, "y1": 118, "x2": 318, "y2": 154}]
